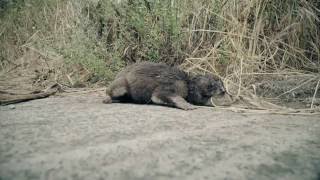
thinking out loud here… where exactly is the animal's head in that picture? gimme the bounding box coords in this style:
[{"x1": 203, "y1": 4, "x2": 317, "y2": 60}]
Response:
[{"x1": 187, "y1": 74, "x2": 226, "y2": 105}]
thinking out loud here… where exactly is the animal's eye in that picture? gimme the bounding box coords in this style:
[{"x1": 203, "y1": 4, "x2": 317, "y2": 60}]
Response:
[{"x1": 208, "y1": 84, "x2": 215, "y2": 90}]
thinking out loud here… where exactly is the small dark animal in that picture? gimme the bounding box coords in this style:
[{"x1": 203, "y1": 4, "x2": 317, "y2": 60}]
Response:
[{"x1": 103, "y1": 62, "x2": 226, "y2": 110}]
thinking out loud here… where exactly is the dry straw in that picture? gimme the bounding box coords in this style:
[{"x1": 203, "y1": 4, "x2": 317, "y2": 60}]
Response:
[
  {"x1": 1, "y1": 0, "x2": 319, "y2": 112},
  {"x1": 181, "y1": 0, "x2": 320, "y2": 111}
]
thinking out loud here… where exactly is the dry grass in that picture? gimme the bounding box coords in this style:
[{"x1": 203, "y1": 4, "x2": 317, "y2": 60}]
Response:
[
  {"x1": 0, "y1": 0, "x2": 319, "y2": 110},
  {"x1": 180, "y1": 0, "x2": 320, "y2": 109}
]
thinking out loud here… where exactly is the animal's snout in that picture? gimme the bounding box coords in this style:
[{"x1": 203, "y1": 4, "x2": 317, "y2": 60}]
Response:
[{"x1": 218, "y1": 87, "x2": 226, "y2": 96}]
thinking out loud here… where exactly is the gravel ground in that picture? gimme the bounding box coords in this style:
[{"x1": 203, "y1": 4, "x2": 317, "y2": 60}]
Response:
[{"x1": 0, "y1": 92, "x2": 320, "y2": 180}]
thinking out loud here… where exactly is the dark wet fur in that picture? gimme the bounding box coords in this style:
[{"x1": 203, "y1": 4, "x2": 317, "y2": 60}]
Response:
[{"x1": 103, "y1": 62, "x2": 226, "y2": 110}]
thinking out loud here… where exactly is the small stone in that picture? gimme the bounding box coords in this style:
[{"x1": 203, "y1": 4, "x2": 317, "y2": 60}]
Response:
[{"x1": 8, "y1": 105, "x2": 16, "y2": 109}]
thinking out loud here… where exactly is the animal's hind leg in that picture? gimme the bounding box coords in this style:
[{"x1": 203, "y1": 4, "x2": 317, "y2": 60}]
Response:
[
  {"x1": 151, "y1": 91, "x2": 197, "y2": 110},
  {"x1": 103, "y1": 77, "x2": 128, "y2": 104}
]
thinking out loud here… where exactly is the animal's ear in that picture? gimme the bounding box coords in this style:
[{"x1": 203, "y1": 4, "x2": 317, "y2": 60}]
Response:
[{"x1": 204, "y1": 73, "x2": 220, "y2": 81}]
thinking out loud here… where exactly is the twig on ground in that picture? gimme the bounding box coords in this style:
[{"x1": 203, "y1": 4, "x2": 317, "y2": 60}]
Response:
[
  {"x1": 276, "y1": 77, "x2": 317, "y2": 98},
  {"x1": 0, "y1": 83, "x2": 61, "y2": 106},
  {"x1": 311, "y1": 78, "x2": 320, "y2": 109},
  {"x1": 216, "y1": 106, "x2": 320, "y2": 116}
]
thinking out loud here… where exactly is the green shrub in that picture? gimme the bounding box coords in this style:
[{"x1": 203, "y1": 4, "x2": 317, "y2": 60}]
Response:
[{"x1": 0, "y1": 0, "x2": 319, "y2": 92}]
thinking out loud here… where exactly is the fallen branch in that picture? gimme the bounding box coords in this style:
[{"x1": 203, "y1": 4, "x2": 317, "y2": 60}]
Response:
[
  {"x1": 0, "y1": 84, "x2": 61, "y2": 106},
  {"x1": 216, "y1": 106, "x2": 320, "y2": 116}
]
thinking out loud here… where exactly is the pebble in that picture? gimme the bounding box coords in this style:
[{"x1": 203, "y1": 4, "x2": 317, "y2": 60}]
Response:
[{"x1": 9, "y1": 105, "x2": 16, "y2": 109}]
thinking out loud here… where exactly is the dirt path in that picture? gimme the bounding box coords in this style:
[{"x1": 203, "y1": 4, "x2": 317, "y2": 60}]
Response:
[{"x1": 0, "y1": 91, "x2": 320, "y2": 180}]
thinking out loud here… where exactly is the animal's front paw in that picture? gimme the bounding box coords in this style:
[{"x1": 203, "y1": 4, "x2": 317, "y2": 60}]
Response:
[{"x1": 180, "y1": 104, "x2": 198, "y2": 110}]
